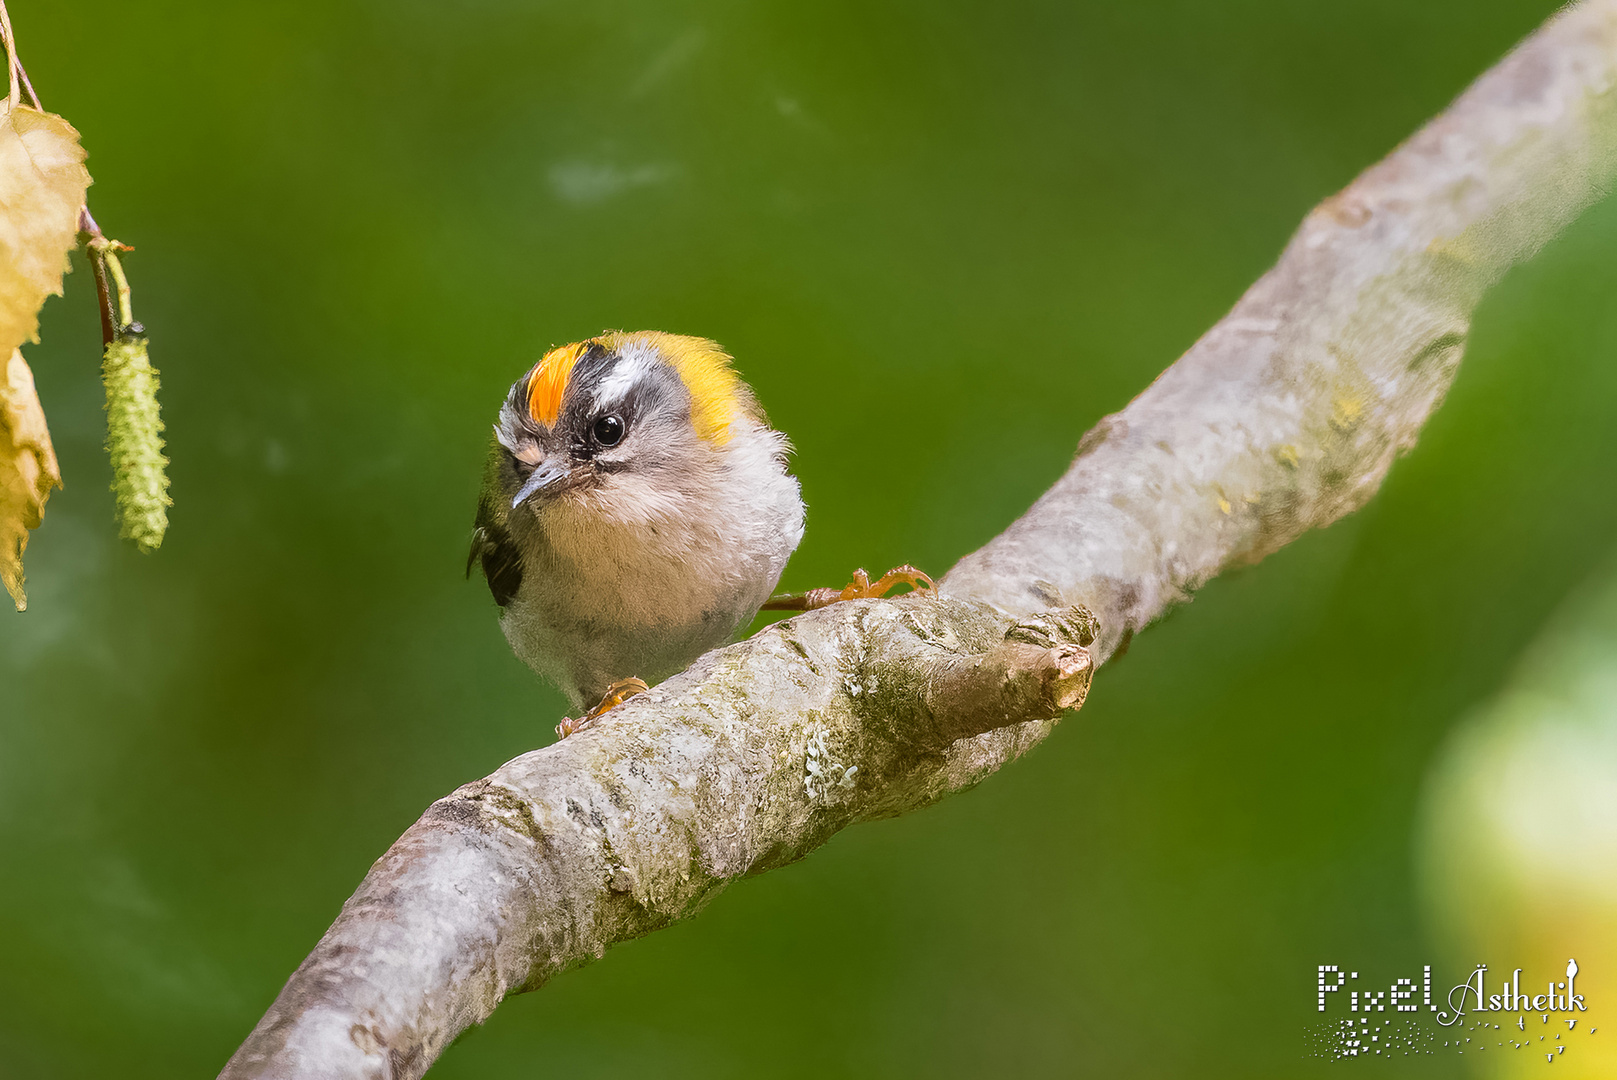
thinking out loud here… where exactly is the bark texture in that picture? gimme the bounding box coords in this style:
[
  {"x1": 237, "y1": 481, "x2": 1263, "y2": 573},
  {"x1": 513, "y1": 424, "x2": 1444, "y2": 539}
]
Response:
[{"x1": 223, "y1": 3, "x2": 1617, "y2": 1076}]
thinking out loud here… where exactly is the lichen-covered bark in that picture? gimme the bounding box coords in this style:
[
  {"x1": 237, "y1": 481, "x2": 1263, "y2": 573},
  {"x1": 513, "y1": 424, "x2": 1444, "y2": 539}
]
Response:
[
  {"x1": 225, "y1": 601, "x2": 1093, "y2": 1078},
  {"x1": 221, "y1": 3, "x2": 1617, "y2": 1077}
]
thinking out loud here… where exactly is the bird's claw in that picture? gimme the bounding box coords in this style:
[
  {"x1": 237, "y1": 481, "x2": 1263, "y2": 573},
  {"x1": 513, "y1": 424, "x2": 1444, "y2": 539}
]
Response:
[
  {"x1": 556, "y1": 676, "x2": 650, "y2": 739},
  {"x1": 764, "y1": 564, "x2": 937, "y2": 611},
  {"x1": 836, "y1": 565, "x2": 937, "y2": 603}
]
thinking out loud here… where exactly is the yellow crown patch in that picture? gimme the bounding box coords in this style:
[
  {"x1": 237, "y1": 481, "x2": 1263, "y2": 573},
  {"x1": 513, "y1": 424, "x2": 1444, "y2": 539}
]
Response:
[{"x1": 599, "y1": 331, "x2": 744, "y2": 445}]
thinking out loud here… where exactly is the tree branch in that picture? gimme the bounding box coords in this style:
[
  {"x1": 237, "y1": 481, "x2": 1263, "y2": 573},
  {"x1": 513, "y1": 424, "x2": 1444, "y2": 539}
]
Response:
[{"x1": 221, "y1": 3, "x2": 1617, "y2": 1076}]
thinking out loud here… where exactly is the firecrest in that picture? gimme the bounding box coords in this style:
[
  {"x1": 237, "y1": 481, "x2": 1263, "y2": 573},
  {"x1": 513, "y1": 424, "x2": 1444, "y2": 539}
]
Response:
[{"x1": 470, "y1": 331, "x2": 933, "y2": 735}]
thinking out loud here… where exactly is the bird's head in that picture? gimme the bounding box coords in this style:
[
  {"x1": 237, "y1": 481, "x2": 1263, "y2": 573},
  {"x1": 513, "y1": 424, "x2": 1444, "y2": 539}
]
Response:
[{"x1": 487, "y1": 331, "x2": 760, "y2": 527}]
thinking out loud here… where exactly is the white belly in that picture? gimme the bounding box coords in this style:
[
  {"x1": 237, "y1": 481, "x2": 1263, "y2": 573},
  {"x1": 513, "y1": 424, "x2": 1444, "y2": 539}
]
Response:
[{"x1": 501, "y1": 429, "x2": 803, "y2": 707}]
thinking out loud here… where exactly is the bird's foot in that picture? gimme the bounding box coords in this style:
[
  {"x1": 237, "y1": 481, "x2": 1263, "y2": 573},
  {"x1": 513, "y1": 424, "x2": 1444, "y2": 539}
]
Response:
[
  {"x1": 556, "y1": 677, "x2": 650, "y2": 739},
  {"x1": 763, "y1": 565, "x2": 937, "y2": 612}
]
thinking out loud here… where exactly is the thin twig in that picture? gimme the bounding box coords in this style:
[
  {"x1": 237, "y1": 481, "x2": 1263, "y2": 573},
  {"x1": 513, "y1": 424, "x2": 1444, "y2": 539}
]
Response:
[
  {"x1": 0, "y1": 0, "x2": 44, "y2": 111},
  {"x1": 82, "y1": 220, "x2": 117, "y2": 347},
  {"x1": 78, "y1": 208, "x2": 139, "y2": 346}
]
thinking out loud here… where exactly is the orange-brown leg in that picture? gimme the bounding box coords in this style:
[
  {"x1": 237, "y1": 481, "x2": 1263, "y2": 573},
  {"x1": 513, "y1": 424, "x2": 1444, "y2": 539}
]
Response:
[
  {"x1": 556, "y1": 676, "x2": 650, "y2": 739},
  {"x1": 762, "y1": 564, "x2": 937, "y2": 612}
]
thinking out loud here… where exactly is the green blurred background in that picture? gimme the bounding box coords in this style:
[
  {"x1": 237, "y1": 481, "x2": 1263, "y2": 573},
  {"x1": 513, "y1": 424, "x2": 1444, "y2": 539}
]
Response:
[{"x1": 4, "y1": 0, "x2": 1616, "y2": 1075}]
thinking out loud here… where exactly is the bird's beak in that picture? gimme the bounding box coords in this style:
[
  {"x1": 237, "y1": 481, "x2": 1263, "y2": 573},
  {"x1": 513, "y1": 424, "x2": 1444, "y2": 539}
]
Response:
[{"x1": 511, "y1": 457, "x2": 574, "y2": 508}]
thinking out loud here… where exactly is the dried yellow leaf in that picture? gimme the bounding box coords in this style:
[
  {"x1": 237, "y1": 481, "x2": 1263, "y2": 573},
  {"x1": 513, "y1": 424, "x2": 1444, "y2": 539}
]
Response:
[
  {"x1": 0, "y1": 348, "x2": 61, "y2": 609},
  {"x1": 0, "y1": 101, "x2": 89, "y2": 608},
  {"x1": 0, "y1": 101, "x2": 90, "y2": 358}
]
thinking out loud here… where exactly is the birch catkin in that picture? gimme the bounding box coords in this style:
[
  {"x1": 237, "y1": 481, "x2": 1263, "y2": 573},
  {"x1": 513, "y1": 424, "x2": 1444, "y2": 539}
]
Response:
[{"x1": 101, "y1": 335, "x2": 169, "y2": 551}]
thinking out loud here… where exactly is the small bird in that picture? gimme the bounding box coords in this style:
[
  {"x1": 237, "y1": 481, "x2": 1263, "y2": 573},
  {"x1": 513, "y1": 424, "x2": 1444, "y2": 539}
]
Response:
[{"x1": 470, "y1": 331, "x2": 933, "y2": 735}]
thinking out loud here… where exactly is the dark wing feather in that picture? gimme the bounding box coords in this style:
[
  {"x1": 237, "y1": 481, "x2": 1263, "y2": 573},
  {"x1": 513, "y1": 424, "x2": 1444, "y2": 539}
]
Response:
[{"x1": 468, "y1": 497, "x2": 523, "y2": 608}]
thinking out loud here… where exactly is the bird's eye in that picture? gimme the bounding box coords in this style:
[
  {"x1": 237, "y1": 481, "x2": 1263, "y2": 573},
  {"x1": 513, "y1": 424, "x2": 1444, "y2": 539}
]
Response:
[{"x1": 592, "y1": 414, "x2": 625, "y2": 446}]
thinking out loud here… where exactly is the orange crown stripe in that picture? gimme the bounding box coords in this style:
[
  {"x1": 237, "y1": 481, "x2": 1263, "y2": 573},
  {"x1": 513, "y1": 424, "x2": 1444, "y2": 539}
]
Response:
[{"x1": 527, "y1": 342, "x2": 585, "y2": 426}]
